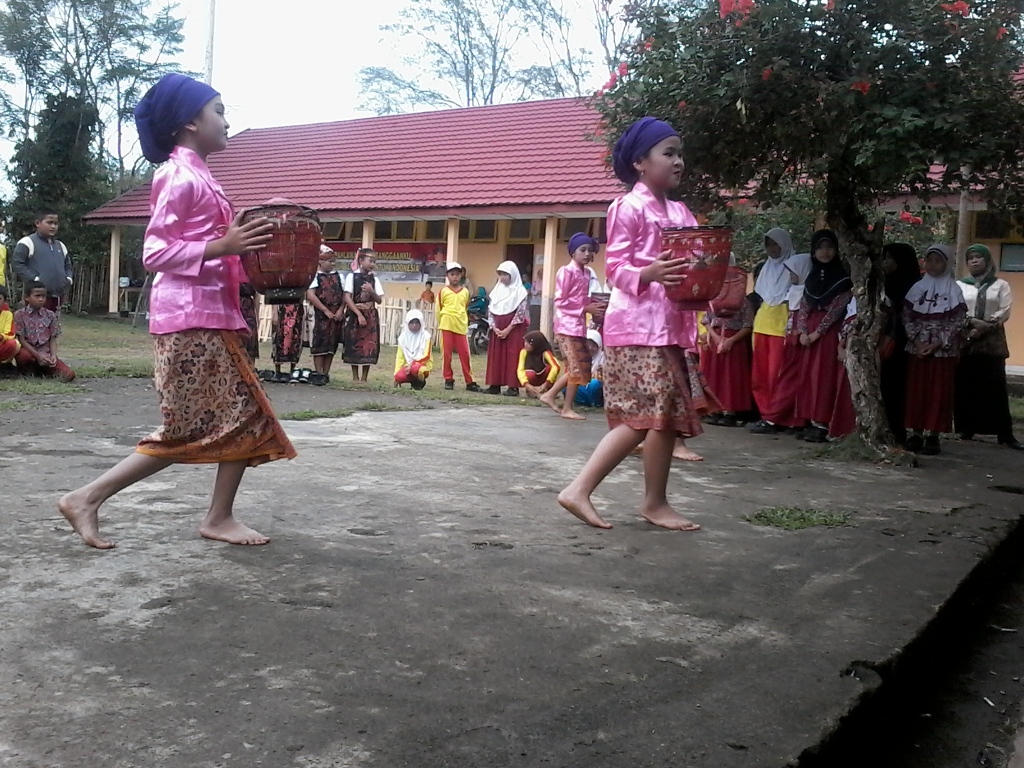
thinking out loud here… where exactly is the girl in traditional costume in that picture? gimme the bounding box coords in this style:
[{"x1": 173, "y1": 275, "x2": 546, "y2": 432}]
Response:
[
  {"x1": 903, "y1": 244, "x2": 967, "y2": 455},
  {"x1": 58, "y1": 74, "x2": 295, "y2": 549},
  {"x1": 557, "y1": 117, "x2": 717, "y2": 531},
  {"x1": 484, "y1": 260, "x2": 529, "y2": 397},
  {"x1": 394, "y1": 309, "x2": 433, "y2": 390},
  {"x1": 307, "y1": 244, "x2": 345, "y2": 379},
  {"x1": 271, "y1": 302, "x2": 304, "y2": 381},
  {"x1": 792, "y1": 230, "x2": 854, "y2": 443},
  {"x1": 342, "y1": 248, "x2": 384, "y2": 383},
  {"x1": 518, "y1": 330, "x2": 561, "y2": 397},
  {"x1": 700, "y1": 266, "x2": 754, "y2": 427},
  {"x1": 954, "y1": 244, "x2": 1021, "y2": 449}
]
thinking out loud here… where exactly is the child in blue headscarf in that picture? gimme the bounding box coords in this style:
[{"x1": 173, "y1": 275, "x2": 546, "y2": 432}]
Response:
[{"x1": 58, "y1": 74, "x2": 294, "y2": 550}]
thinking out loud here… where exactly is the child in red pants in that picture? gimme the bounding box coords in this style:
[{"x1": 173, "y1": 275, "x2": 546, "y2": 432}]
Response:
[
  {"x1": 14, "y1": 282, "x2": 75, "y2": 381},
  {"x1": 436, "y1": 263, "x2": 481, "y2": 392}
]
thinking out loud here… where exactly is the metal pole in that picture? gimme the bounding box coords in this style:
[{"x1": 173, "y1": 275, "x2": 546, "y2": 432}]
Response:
[{"x1": 204, "y1": 0, "x2": 216, "y2": 83}]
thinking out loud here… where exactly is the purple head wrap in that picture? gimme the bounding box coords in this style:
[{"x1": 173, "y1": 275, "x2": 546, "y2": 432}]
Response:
[
  {"x1": 568, "y1": 232, "x2": 598, "y2": 256},
  {"x1": 611, "y1": 117, "x2": 679, "y2": 184},
  {"x1": 134, "y1": 74, "x2": 220, "y2": 164}
]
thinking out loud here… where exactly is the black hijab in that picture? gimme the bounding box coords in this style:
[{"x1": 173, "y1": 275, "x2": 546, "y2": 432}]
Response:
[
  {"x1": 883, "y1": 242, "x2": 921, "y2": 307},
  {"x1": 803, "y1": 230, "x2": 853, "y2": 310}
]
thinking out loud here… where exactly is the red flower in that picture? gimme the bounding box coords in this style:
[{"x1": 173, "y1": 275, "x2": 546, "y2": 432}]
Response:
[
  {"x1": 736, "y1": 197, "x2": 750, "y2": 206},
  {"x1": 997, "y1": 26, "x2": 1009, "y2": 40},
  {"x1": 604, "y1": 72, "x2": 618, "y2": 89},
  {"x1": 678, "y1": 100, "x2": 687, "y2": 109},
  {"x1": 912, "y1": 216, "x2": 923, "y2": 225},
  {"x1": 826, "y1": 0, "x2": 834, "y2": 8},
  {"x1": 643, "y1": 38, "x2": 653, "y2": 51},
  {"x1": 898, "y1": 211, "x2": 913, "y2": 223},
  {"x1": 762, "y1": 67, "x2": 773, "y2": 80},
  {"x1": 850, "y1": 80, "x2": 871, "y2": 95},
  {"x1": 617, "y1": 61, "x2": 628, "y2": 77},
  {"x1": 941, "y1": 1, "x2": 969, "y2": 17},
  {"x1": 720, "y1": 0, "x2": 755, "y2": 19}
]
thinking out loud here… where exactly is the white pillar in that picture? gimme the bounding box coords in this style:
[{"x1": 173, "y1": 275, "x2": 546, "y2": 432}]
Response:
[
  {"x1": 361, "y1": 220, "x2": 375, "y2": 249},
  {"x1": 956, "y1": 188, "x2": 971, "y2": 279},
  {"x1": 446, "y1": 218, "x2": 460, "y2": 266},
  {"x1": 539, "y1": 216, "x2": 558, "y2": 339},
  {"x1": 107, "y1": 226, "x2": 122, "y2": 314},
  {"x1": 204, "y1": 0, "x2": 216, "y2": 83}
]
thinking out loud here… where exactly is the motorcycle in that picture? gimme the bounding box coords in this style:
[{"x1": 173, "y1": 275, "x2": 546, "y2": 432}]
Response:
[{"x1": 468, "y1": 308, "x2": 490, "y2": 355}]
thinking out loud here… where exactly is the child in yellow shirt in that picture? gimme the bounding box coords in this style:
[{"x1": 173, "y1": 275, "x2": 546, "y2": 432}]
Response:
[
  {"x1": 436, "y1": 263, "x2": 480, "y2": 391},
  {"x1": 0, "y1": 285, "x2": 19, "y2": 366}
]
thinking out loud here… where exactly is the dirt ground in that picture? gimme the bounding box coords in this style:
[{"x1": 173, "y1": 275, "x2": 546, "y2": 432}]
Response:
[{"x1": 2, "y1": 376, "x2": 1024, "y2": 768}]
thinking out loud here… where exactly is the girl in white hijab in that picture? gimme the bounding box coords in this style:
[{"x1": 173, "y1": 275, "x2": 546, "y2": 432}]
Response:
[
  {"x1": 902, "y1": 244, "x2": 967, "y2": 455},
  {"x1": 485, "y1": 260, "x2": 531, "y2": 396},
  {"x1": 750, "y1": 228, "x2": 811, "y2": 424},
  {"x1": 394, "y1": 309, "x2": 433, "y2": 390}
]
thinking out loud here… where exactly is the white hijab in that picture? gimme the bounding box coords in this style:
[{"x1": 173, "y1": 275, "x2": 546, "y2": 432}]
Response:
[
  {"x1": 904, "y1": 244, "x2": 965, "y2": 315},
  {"x1": 489, "y1": 260, "x2": 528, "y2": 316},
  {"x1": 755, "y1": 228, "x2": 796, "y2": 307},
  {"x1": 587, "y1": 328, "x2": 604, "y2": 372},
  {"x1": 398, "y1": 309, "x2": 430, "y2": 362},
  {"x1": 784, "y1": 252, "x2": 813, "y2": 306}
]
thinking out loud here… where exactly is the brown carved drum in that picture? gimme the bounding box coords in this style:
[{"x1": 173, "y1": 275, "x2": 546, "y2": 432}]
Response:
[
  {"x1": 239, "y1": 203, "x2": 322, "y2": 304},
  {"x1": 660, "y1": 226, "x2": 733, "y2": 310}
]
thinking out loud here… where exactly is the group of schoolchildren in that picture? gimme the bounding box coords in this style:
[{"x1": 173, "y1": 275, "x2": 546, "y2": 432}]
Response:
[{"x1": 0, "y1": 209, "x2": 77, "y2": 382}]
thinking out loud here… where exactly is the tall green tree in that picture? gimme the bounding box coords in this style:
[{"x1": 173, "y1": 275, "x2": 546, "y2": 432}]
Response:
[{"x1": 596, "y1": 0, "x2": 1024, "y2": 450}]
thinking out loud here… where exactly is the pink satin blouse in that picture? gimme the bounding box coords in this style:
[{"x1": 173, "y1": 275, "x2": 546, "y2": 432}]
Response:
[
  {"x1": 602, "y1": 182, "x2": 699, "y2": 348},
  {"x1": 142, "y1": 146, "x2": 246, "y2": 335},
  {"x1": 553, "y1": 261, "x2": 590, "y2": 337}
]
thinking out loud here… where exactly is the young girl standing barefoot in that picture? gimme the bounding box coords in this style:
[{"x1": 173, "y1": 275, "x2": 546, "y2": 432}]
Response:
[
  {"x1": 558, "y1": 117, "x2": 715, "y2": 531},
  {"x1": 58, "y1": 74, "x2": 295, "y2": 549}
]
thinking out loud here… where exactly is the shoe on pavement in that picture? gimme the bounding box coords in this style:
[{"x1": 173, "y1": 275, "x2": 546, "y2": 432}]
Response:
[
  {"x1": 444, "y1": 380, "x2": 455, "y2": 391},
  {"x1": 905, "y1": 434, "x2": 924, "y2": 452},
  {"x1": 748, "y1": 420, "x2": 781, "y2": 435},
  {"x1": 466, "y1": 382, "x2": 482, "y2": 393},
  {"x1": 920, "y1": 435, "x2": 941, "y2": 456}
]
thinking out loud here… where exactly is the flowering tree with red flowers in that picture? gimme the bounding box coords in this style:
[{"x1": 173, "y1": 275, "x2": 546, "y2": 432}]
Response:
[{"x1": 595, "y1": 0, "x2": 1024, "y2": 452}]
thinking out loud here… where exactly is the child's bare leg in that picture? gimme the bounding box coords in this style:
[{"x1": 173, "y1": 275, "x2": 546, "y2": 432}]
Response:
[
  {"x1": 360, "y1": 365, "x2": 370, "y2": 383},
  {"x1": 561, "y1": 382, "x2": 585, "y2": 420},
  {"x1": 640, "y1": 430, "x2": 700, "y2": 531},
  {"x1": 199, "y1": 460, "x2": 269, "y2": 545},
  {"x1": 322, "y1": 354, "x2": 334, "y2": 375},
  {"x1": 558, "y1": 424, "x2": 646, "y2": 529},
  {"x1": 539, "y1": 374, "x2": 568, "y2": 413},
  {"x1": 58, "y1": 452, "x2": 174, "y2": 549},
  {"x1": 351, "y1": 365, "x2": 359, "y2": 382},
  {"x1": 312, "y1": 356, "x2": 325, "y2": 374},
  {"x1": 672, "y1": 438, "x2": 703, "y2": 462}
]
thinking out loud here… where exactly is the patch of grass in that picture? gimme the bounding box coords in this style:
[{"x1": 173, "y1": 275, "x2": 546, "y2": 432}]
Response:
[
  {"x1": 353, "y1": 400, "x2": 429, "y2": 413},
  {"x1": 0, "y1": 400, "x2": 21, "y2": 411},
  {"x1": 0, "y1": 378, "x2": 79, "y2": 395},
  {"x1": 278, "y1": 408, "x2": 355, "y2": 421},
  {"x1": 746, "y1": 506, "x2": 849, "y2": 531},
  {"x1": 59, "y1": 315, "x2": 154, "y2": 378},
  {"x1": 75, "y1": 361, "x2": 154, "y2": 378},
  {"x1": 1010, "y1": 396, "x2": 1024, "y2": 424}
]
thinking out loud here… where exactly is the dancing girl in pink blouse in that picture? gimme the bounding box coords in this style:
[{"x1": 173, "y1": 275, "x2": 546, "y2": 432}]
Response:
[{"x1": 59, "y1": 74, "x2": 295, "y2": 549}]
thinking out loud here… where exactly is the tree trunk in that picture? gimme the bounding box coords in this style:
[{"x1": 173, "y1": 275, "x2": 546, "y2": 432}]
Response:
[{"x1": 827, "y1": 206, "x2": 894, "y2": 455}]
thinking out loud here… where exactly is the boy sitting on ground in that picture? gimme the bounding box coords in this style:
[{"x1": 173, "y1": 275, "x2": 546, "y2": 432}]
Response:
[
  {"x1": 13, "y1": 281, "x2": 75, "y2": 381},
  {"x1": 0, "y1": 285, "x2": 19, "y2": 371}
]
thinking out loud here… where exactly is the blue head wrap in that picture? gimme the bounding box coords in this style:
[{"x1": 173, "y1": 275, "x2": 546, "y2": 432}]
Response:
[
  {"x1": 568, "y1": 232, "x2": 598, "y2": 256},
  {"x1": 611, "y1": 117, "x2": 679, "y2": 184},
  {"x1": 134, "y1": 74, "x2": 220, "y2": 164}
]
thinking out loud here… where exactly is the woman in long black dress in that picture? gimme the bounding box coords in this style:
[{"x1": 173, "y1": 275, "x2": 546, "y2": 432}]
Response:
[
  {"x1": 954, "y1": 244, "x2": 1022, "y2": 450},
  {"x1": 879, "y1": 243, "x2": 921, "y2": 445}
]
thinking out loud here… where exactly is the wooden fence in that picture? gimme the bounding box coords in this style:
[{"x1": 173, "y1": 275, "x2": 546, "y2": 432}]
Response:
[{"x1": 258, "y1": 297, "x2": 439, "y2": 348}]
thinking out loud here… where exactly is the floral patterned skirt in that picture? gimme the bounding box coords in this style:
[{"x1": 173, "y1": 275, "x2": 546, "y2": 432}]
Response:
[
  {"x1": 136, "y1": 329, "x2": 297, "y2": 466},
  {"x1": 603, "y1": 345, "x2": 720, "y2": 435}
]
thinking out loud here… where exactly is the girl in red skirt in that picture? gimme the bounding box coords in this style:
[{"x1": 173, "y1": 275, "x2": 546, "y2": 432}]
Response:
[
  {"x1": 793, "y1": 230, "x2": 853, "y2": 443},
  {"x1": 700, "y1": 286, "x2": 754, "y2": 427},
  {"x1": 484, "y1": 260, "x2": 529, "y2": 396},
  {"x1": 903, "y1": 244, "x2": 966, "y2": 455},
  {"x1": 557, "y1": 117, "x2": 718, "y2": 532}
]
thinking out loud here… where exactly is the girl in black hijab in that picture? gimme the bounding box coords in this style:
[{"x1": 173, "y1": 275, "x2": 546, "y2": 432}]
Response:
[{"x1": 793, "y1": 230, "x2": 855, "y2": 442}]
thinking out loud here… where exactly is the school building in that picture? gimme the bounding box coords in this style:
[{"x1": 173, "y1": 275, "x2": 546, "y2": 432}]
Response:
[
  {"x1": 84, "y1": 98, "x2": 622, "y2": 339},
  {"x1": 86, "y1": 98, "x2": 1024, "y2": 368}
]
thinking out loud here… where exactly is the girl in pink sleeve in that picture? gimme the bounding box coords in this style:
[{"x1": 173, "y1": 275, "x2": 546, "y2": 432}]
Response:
[
  {"x1": 558, "y1": 117, "x2": 718, "y2": 532},
  {"x1": 59, "y1": 74, "x2": 295, "y2": 550}
]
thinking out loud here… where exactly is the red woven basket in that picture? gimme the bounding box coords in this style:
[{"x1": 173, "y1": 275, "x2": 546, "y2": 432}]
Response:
[
  {"x1": 239, "y1": 203, "x2": 322, "y2": 304},
  {"x1": 660, "y1": 226, "x2": 733, "y2": 310}
]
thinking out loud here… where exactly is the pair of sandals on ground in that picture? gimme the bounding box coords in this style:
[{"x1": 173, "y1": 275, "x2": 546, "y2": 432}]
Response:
[{"x1": 258, "y1": 368, "x2": 329, "y2": 386}]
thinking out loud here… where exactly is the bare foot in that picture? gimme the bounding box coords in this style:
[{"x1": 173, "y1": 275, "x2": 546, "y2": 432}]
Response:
[
  {"x1": 557, "y1": 488, "x2": 612, "y2": 529},
  {"x1": 640, "y1": 502, "x2": 701, "y2": 531},
  {"x1": 199, "y1": 518, "x2": 271, "y2": 545},
  {"x1": 560, "y1": 409, "x2": 586, "y2": 421},
  {"x1": 539, "y1": 392, "x2": 561, "y2": 414},
  {"x1": 58, "y1": 491, "x2": 115, "y2": 549},
  {"x1": 672, "y1": 445, "x2": 703, "y2": 462},
  {"x1": 631, "y1": 442, "x2": 645, "y2": 456}
]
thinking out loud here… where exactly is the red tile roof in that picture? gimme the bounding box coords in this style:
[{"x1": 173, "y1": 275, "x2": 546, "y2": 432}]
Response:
[{"x1": 86, "y1": 98, "x2": 623, "y2": 224}]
